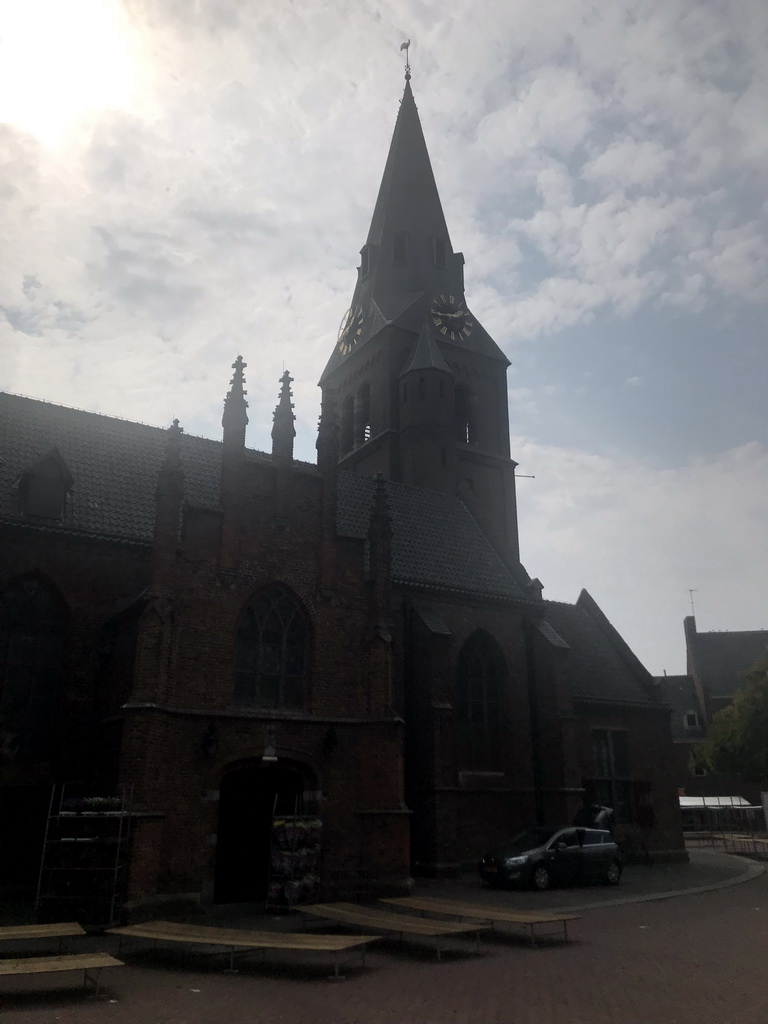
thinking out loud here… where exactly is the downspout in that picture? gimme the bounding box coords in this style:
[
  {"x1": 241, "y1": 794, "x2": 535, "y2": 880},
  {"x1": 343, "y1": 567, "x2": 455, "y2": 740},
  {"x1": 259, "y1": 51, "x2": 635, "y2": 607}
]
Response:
[{"x1": 524, "y1": 617, "x2": 544, "y2": 825}]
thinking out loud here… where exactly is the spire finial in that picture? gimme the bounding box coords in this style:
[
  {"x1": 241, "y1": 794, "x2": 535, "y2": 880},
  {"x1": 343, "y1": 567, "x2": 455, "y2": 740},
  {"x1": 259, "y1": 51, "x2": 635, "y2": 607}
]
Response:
[
  {"x1": 222, "y1": 353, "x2": 249, "y2": 442},
  {"x1": 400, "y1": 39, "x2": 411, "y2": 81},
  {"x1": 272, "y1": 368, "x2": 296, "y2": 463}
]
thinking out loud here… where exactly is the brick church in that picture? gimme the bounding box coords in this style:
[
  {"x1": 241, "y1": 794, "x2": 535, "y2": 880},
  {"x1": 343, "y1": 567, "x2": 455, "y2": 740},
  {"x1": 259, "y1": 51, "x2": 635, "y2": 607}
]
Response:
[{"x1": 0, "y1": 75, "x2": 685, "y2": 916}]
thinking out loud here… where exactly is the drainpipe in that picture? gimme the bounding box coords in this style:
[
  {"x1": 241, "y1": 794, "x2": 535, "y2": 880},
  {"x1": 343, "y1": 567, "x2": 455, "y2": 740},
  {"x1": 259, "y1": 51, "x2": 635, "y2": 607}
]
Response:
[{"x1": 524, "y1": 617, "x2": 544, "y2": 825}]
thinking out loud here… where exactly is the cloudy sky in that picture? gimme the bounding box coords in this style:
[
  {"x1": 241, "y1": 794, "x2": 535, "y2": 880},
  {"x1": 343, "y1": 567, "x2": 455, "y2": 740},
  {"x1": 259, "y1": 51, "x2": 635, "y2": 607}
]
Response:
[{"x1": 1, "y1": 0, "x2": 766, "y2": 674}]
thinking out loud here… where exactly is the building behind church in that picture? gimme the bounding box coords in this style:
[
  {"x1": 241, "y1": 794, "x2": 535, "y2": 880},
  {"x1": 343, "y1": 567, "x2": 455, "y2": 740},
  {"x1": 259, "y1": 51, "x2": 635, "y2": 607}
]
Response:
[{"x1": 0, "y1": 75, "x2": 685, "y2": 918}]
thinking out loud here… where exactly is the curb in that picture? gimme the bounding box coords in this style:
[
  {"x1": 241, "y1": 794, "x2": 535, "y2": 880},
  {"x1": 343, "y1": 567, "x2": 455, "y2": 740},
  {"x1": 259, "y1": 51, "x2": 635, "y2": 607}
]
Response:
[{"x1": 546, "y1": 852, "x2": 765, "y2": 914}]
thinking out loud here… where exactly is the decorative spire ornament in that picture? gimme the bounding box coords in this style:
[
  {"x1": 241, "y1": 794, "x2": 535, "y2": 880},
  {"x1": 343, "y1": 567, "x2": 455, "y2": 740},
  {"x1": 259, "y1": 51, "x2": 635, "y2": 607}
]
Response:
[{"x1": 271, "y1": 369, "x2": 296, "y2": 463}]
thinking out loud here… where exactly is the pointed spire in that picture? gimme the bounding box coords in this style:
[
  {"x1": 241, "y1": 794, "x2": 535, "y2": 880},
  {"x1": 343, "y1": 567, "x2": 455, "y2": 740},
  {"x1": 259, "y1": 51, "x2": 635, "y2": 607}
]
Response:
[
  {"x1": 366, "y1": 78, "x2": 451, "y2": 253},
  {"x1": 271, "y1": 369, "x2": 296, "y2": 464},
  {"x1": 222, "y1": 355, "x2": 249, "y2": 447}
]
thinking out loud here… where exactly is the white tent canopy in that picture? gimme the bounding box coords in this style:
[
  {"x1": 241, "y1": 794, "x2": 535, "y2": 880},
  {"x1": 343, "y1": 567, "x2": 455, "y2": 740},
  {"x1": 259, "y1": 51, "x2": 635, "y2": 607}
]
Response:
[{"x1": 679, "y1": 795, "x2": 754, "y2": 808}]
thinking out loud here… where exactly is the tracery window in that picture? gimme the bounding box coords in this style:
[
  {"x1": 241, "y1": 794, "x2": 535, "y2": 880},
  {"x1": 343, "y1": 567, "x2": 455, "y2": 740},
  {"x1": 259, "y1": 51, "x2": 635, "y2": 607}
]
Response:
[
  {"x1": 234, "y1": 586, "x2": 310, "y2": 709},
  {"x1": 456, "y1": 631, "x2": 505, "y2": 769}
]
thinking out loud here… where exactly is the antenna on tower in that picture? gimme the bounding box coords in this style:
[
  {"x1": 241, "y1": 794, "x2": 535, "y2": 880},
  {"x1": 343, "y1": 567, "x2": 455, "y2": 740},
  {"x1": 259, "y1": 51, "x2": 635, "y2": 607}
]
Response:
[{"x1": 687, "y1": 588, "x2": 698, "y2": 616}]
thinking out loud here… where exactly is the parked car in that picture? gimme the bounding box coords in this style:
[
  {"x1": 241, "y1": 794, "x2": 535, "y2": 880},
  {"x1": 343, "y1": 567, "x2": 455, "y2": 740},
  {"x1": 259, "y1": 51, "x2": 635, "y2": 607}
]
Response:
[{"x1": 478, "y1": 826, "x2": 622, "y2": 890}]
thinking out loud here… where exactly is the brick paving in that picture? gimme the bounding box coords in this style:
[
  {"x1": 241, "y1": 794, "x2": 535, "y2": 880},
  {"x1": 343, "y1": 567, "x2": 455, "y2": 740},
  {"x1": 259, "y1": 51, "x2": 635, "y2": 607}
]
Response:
[{"x1": 2, "y1": 851, "x2": 767, "y2": 1024}]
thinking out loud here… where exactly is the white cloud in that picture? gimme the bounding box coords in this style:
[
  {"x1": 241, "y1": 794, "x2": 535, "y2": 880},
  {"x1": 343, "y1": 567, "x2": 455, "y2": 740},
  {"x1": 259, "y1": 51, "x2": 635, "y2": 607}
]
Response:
[
  {"x1": 516, "y1": 438, "x2": 768, "y2": 674},
  {"x1": 1, "y1": 0, "x2": 766, "y2": 674}
]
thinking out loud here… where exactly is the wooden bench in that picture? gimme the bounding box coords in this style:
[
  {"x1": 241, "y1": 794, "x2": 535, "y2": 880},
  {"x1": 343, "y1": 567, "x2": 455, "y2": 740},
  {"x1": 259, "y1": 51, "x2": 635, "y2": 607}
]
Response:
[
  {"x1": 109, "y1": 920, "x2": 380, "y2": 979},
  {"x1": 0, "y1": 922, "x2": 86, "y2": 954},
  {"x1": 0, "y1": 952, "x2": 123, "y2": 996},
  {"x1": 300, "y1": 902, "x2": 490, "y2": 960},
  {"x1": 380, "y1": 896, "x2": 581, "y2": 946}
]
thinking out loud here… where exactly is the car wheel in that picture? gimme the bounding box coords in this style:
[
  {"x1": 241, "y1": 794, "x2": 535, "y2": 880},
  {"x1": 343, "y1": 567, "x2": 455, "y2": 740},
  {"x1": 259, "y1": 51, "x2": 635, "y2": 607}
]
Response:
[
  {"x1": 532, "y1": 865, "x2": 551, "y2": 891},
  {"x1": 603, "y1": 859, "x2": 622, "y2": 885}
]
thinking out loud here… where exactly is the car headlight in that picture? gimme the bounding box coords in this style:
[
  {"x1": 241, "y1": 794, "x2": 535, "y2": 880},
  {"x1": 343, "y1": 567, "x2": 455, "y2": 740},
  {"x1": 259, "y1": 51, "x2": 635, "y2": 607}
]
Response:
[{"x1": 504, "y1": 855, "x2": 528, "y2": 867}]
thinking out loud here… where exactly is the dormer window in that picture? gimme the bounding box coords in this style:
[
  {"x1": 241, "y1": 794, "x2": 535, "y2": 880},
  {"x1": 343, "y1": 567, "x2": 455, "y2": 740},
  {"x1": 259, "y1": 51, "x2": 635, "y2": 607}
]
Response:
[
  {"x1": 19, "y1": 449, "x2": 73, "y2": 520},
  {"x1": 433, "y1": 238, "x2": 447, "y2": 269},
  {"x1": 684, "y1": 710, "x2": 700, "y2": 730},
  {"x1": 359, "y1": 245, "x2": 371, "y2": 278},
  {"x1": 392, "y1": 231, "x2": 408, "y2": 264}
]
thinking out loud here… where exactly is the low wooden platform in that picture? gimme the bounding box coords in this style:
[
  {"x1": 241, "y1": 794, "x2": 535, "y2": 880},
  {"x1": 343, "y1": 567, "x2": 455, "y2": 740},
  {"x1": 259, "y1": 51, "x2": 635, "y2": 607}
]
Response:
[
  {"x1": 380, "y1": 896, "x2": 581, "y2": 945},
  {"x1": 0, "y1": 952, "x2": 123, "y2": 996},
  {"x1": 109, "y1": 920, "x2": 380, "y2": 979},
  {"x1": 0, "y1": 923, "x2": 86, "y2": 943},
  {"x1": 300, "y1": 902, "x2": 489, "y2": 960}
]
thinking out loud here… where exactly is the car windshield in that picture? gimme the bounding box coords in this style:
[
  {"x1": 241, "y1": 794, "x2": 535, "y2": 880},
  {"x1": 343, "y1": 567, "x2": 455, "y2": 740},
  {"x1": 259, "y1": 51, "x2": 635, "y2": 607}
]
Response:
[{"x1": 505, "y1": 827, "x2": 559, "y2": 852}]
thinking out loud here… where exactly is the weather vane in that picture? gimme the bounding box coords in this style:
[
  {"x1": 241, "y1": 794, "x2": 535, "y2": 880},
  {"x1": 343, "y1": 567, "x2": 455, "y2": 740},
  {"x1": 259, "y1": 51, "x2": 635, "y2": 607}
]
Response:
[{"x1": 400, "y1": 39, "x2": 411, "y2": 80}]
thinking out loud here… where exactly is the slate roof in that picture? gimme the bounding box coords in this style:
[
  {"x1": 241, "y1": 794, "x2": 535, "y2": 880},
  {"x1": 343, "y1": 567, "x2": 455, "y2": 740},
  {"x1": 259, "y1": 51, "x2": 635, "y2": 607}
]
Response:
[
  {"x1": 538, "y1": 592, "x2": 665, "y2": 708},
  {"x1": 0, "y1": 392, "x2": 287, "y2": 543},
  {"x1": 656, "y1": 675, "x2": 706, "y2": 740},
  {"x1": 336, "y1": 471, "x2": 524, "y2": 599},
  {"x1": 689, "y1": 628, "x2": 768, "y2": 698},
  {"x1": 0, "y1": 392, "x2": 525, "y2": 600}
]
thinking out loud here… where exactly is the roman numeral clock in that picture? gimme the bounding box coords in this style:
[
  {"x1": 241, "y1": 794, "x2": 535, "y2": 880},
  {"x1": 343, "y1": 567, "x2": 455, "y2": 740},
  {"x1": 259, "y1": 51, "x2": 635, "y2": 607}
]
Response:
[{"x1": 430, "y1": 294, "x2": 474, "y2": 342}]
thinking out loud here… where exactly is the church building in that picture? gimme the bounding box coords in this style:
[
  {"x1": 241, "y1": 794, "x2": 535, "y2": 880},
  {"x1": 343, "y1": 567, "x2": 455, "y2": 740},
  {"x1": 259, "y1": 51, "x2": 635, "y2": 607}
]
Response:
[{"x1": 0, "y1": 74, "x2": 684, "y2": 918}]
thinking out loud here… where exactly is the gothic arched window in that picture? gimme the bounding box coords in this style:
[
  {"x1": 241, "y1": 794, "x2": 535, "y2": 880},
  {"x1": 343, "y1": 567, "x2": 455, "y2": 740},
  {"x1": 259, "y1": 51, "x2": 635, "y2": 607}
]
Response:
[
  {"x1": 456, "y1": 631, "x2": 505, "y2": 769},
  {"x1": 0, "y1": 576, "x2": 68, "y2": 763},
  {"x1": 234, "y1": 586, "x2": 310, "y2": 709}
]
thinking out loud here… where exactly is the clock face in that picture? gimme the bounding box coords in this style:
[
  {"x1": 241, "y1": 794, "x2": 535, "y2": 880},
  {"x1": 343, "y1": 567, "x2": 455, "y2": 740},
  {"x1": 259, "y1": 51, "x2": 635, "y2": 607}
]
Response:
[
  {"x1": 338, "y1": 304, "x2": 365, "y2": 356},
  {"x1": 430, "y1": 294, "x2": 474, "y2": 342}
]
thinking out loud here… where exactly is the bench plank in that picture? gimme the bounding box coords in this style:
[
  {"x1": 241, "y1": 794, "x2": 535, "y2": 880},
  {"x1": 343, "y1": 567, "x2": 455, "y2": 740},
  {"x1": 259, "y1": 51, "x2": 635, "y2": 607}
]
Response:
[
  {"x1": 109, "y1": 921, "x2": 378, "y2": 953},
  {"x1": 380, "y1": 896, "x2": 580, "y2": 945},
  {"x1": 0, "y1": 953, "x2": 122, "y2": 977},
  {"x1": 301, "y1": 902, "x2": 489, "y2": 938},
  {"x1": 0, "y1": 923, "x2": 86, "y2": 943},
  {"x1": 381, "y1": 896, "x2": 580, "y2": 926}
]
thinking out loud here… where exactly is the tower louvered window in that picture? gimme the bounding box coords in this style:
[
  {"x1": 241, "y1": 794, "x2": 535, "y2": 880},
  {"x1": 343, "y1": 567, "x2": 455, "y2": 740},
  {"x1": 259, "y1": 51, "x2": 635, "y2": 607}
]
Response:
[
  {"x1": 356, "y1": 383, "x2": 371, "y2": 444},
  {"x1": 455, "y1": 385, "x2": 475, "y2": 444},
  {"x1": 456, "y1": 631, "x2": 505, "y2": 769},
  {"x1": 234, "y1": 586, "x2": 309, "y2": 709},
  {"x1": 341, "y1": 395, "x2": 354, "y2": 452}
]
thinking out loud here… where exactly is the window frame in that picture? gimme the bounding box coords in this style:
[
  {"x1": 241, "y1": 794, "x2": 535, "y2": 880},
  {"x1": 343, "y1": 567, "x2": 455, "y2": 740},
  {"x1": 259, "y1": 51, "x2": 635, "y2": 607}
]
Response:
[
  {"x1": 456, "y1": 631, "x2": 506, "y2": 770},
  {"x1": 591, "y1": 728, "x2": 632, "y2": 823},
  {"x1": 233, "y1": 586, "x2": 311, "y2": 710}
]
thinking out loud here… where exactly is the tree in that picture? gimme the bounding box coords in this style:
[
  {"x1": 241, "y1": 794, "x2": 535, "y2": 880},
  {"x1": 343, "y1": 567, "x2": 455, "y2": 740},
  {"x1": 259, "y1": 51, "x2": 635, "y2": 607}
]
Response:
[{"x1": 698, "y1": 656, "x2": 768, "y2": 786}]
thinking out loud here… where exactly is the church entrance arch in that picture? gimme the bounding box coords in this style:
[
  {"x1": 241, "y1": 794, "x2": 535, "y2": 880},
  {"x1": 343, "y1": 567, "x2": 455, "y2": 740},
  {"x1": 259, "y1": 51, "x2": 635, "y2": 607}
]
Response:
[{"x1": 213, "y1": 761, "x2": 311, "y2": 904}]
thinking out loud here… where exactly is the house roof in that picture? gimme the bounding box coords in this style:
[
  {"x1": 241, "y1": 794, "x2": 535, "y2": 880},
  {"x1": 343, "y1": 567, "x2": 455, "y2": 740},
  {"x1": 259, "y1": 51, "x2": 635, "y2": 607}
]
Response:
[
  {"x1": 688, "y1": 627, "x2": 768, "y2": 698},
  {"x1": 657, "y1": 675, "x2": 706, "y2": 739},
  {"x1": 538, "y1": 592, "x2": 665, "y2": 708}
]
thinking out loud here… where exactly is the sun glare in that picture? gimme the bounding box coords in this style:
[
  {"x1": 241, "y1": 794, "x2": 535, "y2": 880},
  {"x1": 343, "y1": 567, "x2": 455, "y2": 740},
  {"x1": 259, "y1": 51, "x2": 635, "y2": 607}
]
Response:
[{"x1": 0, "y1": 0, "x2": 141, "y2": 144}]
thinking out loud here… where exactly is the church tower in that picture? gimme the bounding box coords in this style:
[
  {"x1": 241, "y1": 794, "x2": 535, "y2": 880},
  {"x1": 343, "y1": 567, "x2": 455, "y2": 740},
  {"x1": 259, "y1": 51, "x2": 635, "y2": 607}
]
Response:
[{"x1": 320, "y1": 72, "x2": 521, "y2": 562}]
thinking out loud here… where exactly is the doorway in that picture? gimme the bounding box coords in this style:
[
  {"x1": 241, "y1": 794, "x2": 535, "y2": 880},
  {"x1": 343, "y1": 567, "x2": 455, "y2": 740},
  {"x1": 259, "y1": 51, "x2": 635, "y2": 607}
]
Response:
[{"x1": 213, "y1": 763, "x2": 306, "y2": 904}]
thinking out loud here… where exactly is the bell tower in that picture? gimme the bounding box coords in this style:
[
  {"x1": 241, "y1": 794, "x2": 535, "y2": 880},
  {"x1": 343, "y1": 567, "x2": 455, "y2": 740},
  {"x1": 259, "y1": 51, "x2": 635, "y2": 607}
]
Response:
[{"x1": 320, "y1": 72, "x2": 521, "y2": 563}]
